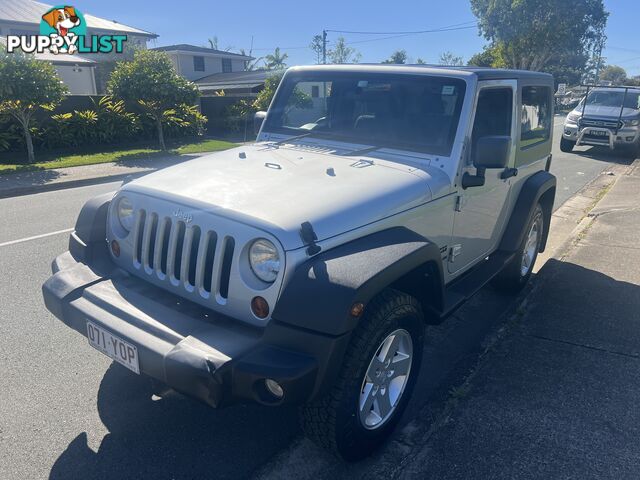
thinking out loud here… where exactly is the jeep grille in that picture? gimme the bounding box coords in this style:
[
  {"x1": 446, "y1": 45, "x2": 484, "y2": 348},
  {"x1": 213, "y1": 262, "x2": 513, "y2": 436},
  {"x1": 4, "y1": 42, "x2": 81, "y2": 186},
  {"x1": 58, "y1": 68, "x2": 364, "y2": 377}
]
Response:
[{"x1": 132, "y1": 209, "x2": 235, "y2": 303}]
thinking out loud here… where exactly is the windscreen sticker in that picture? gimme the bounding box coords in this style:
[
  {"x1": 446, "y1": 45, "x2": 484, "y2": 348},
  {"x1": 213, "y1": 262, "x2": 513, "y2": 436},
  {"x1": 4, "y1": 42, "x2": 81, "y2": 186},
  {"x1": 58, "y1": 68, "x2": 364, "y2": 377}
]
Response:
[{"x1": 442, "y1": 85, "x2": 456, "y2": 95}]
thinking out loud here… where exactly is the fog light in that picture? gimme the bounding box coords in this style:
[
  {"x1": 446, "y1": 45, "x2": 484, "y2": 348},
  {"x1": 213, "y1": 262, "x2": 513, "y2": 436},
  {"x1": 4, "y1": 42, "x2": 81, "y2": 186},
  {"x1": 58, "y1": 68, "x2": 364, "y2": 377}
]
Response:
[
  {"x1": 265, "y1": 379, "x2": 284, "y2": 399},
  {"x1": 627, "y1": 136, "x2": 635, "y2": 142},
  {"x1": 111, "y1": 239, "x2": 120, "y2": 257},
  {"x1": 251, "y1": 296, "x2": 269, "y2": 318}
]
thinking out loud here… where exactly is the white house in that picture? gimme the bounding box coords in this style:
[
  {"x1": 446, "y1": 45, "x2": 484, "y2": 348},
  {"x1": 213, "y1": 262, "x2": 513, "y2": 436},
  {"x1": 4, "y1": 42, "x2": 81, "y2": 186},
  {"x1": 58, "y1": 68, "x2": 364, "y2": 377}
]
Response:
[
  {"x1": 0, "y1": 0, "x2": 157, "y2": 94},
  {"x1": 151, "y1": 44, "x2": 252, "y2": 81}
]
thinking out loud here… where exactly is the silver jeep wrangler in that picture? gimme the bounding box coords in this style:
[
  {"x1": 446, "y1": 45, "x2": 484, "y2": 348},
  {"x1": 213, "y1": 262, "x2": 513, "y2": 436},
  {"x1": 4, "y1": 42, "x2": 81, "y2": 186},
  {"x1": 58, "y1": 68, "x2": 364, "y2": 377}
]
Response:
[{"x1": 43, "y1": 65, "x2": 556, "y2": 460}]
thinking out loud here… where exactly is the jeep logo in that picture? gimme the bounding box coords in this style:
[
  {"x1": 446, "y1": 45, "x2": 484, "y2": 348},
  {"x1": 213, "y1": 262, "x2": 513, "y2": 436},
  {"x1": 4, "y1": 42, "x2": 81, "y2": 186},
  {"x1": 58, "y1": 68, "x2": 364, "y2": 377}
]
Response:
[{"x1": 173, "y1": 209, "x2": 193, "y2": 223}]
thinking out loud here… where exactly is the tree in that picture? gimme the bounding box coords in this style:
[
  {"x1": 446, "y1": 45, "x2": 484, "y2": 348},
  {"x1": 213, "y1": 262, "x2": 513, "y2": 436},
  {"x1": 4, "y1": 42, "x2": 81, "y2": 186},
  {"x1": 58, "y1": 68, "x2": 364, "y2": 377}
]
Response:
[
  {"x1": 599, "y1": 65, "x2": 627, "y2": 85},
  {"x1": 264, "y1": 47, "x2": 288, "y2": 70},
  {"x1": 439, "y1": 51, "x2": 464, "y2": 66},
  {"x1": 416, "y1": 58, "x2": 427, "y2": 65},
  {"x1": 310, "y1": 35, "x2": 324, "y2": 64},
  {"x1": 207, "y1": 36, "x2": 232, "y2": 52},
  {"x1": 238, "y1": 48, "x2": 263, "y2": 71},
  {"x1": 382, "y1": 50, "x2": 408, "y2": 64},
  {"x1": 108, "y1": 50, "x2": 199, "y2": 150},
  {"x1": 0, "y1": 51, "x2": 67, "y2": 162},
  {"x1": 468, "y1": 44, "x2": 509, "y2": 68},
  {"x1": 470, "y1": 0, "x2": 608, "y2": 73},
  {"x1": 328, "y1": 37, "x2": 361, "y2": 64}
]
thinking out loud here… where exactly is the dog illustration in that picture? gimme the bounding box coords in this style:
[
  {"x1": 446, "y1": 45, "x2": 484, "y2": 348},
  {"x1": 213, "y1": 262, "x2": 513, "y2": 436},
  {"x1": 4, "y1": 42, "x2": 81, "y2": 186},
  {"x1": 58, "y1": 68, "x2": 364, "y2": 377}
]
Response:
[{"x1": 41, "y1": 6, "x2": 81, "y2": 54}]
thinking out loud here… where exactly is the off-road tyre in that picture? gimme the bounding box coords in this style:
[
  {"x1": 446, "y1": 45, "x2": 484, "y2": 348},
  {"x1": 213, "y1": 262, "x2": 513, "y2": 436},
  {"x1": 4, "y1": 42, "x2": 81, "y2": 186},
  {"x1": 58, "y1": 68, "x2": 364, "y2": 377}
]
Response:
[
  {"x1": 493, "y1": 204, "x2": 544, "y2": 294},
  {"x1": 300, "y1": 289, "x2": 425, "y2": 461}
]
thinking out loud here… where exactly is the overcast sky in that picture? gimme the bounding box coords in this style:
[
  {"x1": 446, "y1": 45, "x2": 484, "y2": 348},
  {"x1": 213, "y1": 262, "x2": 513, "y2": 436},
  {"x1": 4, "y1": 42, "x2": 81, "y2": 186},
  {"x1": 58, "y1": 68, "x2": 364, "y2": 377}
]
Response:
[{"x1": 78, "y1": 0, "x2": 640, "y2": 76}]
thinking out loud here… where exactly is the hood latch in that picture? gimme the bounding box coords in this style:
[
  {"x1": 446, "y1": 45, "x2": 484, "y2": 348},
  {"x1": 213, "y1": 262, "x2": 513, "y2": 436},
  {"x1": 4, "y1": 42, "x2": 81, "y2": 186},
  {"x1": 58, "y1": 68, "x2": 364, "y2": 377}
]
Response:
[{"x1": 300, "y1": 222, "x2": 321, "y2": 256}]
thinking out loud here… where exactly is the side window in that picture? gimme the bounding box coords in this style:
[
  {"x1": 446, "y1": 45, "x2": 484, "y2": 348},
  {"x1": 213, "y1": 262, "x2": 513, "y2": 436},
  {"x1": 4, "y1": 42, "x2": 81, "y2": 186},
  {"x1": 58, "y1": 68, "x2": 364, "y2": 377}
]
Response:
[
  {"x1": 193, "y1": 56, "x2": 205, "y2": 72},
  {"x1": 471, "y1": 87, "x2": 513, "y2": 155},
  {"x1": 222, "y1": 58, "x2": 232, "y2": 73},
  {"x1": 520, "y1": 86, "x2": 551, "y2": 148}
]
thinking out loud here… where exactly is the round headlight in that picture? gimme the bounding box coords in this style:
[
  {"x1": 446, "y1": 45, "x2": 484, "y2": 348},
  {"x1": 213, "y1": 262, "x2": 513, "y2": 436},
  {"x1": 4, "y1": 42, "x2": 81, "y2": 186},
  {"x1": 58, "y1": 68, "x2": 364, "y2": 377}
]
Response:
[
  {"x1": 117, "y1": 196, "x2": 135, "y2": 232},
  {"x1": 249, "y1": 239, "x2": 280, "y2": 283}
]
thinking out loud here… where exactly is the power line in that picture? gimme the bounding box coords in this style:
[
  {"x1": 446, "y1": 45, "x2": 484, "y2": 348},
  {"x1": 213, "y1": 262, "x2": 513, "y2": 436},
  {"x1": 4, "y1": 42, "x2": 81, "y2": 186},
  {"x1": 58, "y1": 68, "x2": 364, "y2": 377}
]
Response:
[
  {"x1": 325, "y1": 21, "x2": 477, "y2": 35},
  {"x1": 249, "y1": 21, "x2": 478, "y2": 53},
  {"x1": 340, "y1": 25, "x2": 478, "y2": 46}
]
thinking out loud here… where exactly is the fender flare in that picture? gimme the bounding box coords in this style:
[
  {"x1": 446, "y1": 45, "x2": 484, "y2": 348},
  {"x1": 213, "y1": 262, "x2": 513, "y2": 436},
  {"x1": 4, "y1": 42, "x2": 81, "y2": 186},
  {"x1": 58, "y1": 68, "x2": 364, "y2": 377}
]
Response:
[
  {"x1": 272, "y1": 227, "x2": 444, "y2": 336},
  {"x1": 69, "y1": 192, "x2": 113, "y2": 264},
  {"x1": 500, "y1": 171, "x2": 556, "y2": 253}
]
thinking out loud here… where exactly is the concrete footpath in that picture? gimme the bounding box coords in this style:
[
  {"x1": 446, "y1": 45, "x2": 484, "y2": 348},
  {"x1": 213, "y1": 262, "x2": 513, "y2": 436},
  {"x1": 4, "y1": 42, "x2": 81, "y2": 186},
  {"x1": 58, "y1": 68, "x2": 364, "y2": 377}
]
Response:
[
  {"x1": 0, "y1": 153, "x2": 201, "y2": 199},
  {"x1": 397, "y1": 160, "x2": 640, "y2": 479}
]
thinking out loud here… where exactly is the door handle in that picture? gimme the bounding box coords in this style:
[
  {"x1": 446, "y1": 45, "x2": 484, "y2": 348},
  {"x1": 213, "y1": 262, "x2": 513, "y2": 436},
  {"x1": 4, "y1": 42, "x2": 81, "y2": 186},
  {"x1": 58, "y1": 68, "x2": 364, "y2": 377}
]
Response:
[{"x1": 500, "y1": 168, "x2": 518, "y2": 179}]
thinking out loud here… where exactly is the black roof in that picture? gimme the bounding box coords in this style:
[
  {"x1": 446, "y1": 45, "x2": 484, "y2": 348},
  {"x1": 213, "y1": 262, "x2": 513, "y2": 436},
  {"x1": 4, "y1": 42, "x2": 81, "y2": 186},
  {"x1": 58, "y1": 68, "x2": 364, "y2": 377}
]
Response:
[
  {"x1": 437, "y1": 66, "x2": 554, "y2": 82},
  {"x1": 151, "y1": 44, "x2": 251, "y2": 59},
  {"x1": 290, "y1": 64, "x2": 554, "y2": 83}
]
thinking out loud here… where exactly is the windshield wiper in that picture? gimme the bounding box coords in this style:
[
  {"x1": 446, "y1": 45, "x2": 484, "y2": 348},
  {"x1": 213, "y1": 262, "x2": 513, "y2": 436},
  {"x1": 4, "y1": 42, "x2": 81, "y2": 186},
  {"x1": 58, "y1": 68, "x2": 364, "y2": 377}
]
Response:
[
  {"x1": 270, "y1": 132, "x2": 314, "y2": 147},
  {"x1": 344, "y1": 145, "x2": 382, "y2": 156}
]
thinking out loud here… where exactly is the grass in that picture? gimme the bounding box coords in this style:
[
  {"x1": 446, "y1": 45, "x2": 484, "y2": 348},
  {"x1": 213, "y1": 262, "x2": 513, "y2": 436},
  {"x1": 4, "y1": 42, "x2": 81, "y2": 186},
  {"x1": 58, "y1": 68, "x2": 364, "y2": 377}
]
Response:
[{"x1": 0, "y1": 138, "x2": 237, "y2": 175}]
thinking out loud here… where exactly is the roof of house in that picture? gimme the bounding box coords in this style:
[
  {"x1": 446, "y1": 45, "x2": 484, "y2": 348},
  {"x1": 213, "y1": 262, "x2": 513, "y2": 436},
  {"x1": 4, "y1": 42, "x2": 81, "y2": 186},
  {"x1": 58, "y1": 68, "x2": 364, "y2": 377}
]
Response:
[
  {"x1": 152, "y1": 44, "x2": 252, "y2": 59},
  {"x1": 0, "y1": 35, "x2": 96, "y2": 64},
  {"x1": 0, "y1": 0, "x2": 157, "y2": 37},
  {"x1": 194, "y1": 70, "x2": 269, "y2": 89}
]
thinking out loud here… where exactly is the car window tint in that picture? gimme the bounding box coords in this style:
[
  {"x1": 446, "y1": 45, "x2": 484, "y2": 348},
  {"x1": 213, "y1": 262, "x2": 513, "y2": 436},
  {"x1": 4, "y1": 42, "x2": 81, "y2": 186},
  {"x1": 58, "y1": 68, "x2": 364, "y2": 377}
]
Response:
[{"x1": 521, "y1": 86, "x2": 551, "y2": 148}]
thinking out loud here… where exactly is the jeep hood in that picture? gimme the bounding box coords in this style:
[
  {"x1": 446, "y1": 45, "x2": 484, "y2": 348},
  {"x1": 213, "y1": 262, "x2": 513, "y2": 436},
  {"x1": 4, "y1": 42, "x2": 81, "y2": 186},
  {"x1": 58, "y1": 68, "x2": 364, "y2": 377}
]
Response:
[{"x1": 124, "y1": 144, "x2": 440, "y2": 250}]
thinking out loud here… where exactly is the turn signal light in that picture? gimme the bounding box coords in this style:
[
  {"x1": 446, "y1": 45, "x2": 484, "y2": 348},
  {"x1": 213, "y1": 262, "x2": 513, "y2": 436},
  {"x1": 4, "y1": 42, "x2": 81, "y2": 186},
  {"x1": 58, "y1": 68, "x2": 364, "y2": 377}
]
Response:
[
  {"x1": 110, "y1": 239, "x2": 120, "y2": 257},
  {"x1": 350, "y1": 302, "x2": 365, "y2": 318},
  {"x1": 251, "y1": 296, "x2": 269, "y2": 318}
]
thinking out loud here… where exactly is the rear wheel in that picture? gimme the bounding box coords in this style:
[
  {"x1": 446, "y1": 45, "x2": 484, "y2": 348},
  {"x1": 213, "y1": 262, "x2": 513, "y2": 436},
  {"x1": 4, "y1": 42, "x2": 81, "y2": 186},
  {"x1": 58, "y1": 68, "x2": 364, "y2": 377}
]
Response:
[
  {"x1": 493, "y1": 204, "x2": 543, "y2": 294},
  {"x1": 300, "y1": 290, "x2": 424, "y2": 461},
  {"x1": 560, "y1": 137, "x2": 575, "y2": 153}
]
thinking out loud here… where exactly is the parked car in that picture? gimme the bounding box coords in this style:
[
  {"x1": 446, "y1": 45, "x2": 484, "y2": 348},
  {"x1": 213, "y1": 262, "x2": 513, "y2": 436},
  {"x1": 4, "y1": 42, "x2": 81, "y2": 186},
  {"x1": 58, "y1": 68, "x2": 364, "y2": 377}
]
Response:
[
  {"x1": 43, "y1": 65, "x2": 556, "y2": 460},
  {"x1": 561, "y1": 86, "x2": 640, "y2": 156}
]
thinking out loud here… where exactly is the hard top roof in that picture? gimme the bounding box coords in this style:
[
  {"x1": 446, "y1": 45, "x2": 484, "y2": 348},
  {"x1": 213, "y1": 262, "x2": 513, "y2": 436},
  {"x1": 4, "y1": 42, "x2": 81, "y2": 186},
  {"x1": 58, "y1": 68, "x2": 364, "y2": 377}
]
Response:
[{"x1": 287, "y1": 64, "x2": 553, "y2": 83}]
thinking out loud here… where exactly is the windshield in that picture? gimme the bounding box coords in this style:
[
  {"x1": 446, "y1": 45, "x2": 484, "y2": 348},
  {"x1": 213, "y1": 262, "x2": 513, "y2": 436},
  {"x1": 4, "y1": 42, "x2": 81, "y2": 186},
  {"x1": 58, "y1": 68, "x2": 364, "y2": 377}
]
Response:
[
  {"x1": 264, "y1": 73, "x2": 467, "y2": 156},
  {"x1": 583, "y1": 90, "x2": 640, "y2": 110}
]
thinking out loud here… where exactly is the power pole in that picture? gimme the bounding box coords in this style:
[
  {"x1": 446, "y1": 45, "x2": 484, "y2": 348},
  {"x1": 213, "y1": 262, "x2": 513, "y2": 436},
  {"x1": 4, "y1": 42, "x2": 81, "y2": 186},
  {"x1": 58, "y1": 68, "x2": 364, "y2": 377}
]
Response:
[
  {"x1": 322, "y1": 29, "x2": 327, "y2": 64},
  {"x1": 594, "y1": 38, "x2": 604, "y2": 85}
]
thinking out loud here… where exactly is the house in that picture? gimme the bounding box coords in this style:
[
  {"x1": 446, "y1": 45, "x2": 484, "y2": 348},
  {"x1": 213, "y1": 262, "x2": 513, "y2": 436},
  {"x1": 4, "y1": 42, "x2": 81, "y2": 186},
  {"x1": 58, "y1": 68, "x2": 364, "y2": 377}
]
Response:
[
  {"x1": 151, "y1": 44, "x2": 252, "y2": 81},
  {"x1": 0, "y1": 0, "x2": 157, "y2": 94}
]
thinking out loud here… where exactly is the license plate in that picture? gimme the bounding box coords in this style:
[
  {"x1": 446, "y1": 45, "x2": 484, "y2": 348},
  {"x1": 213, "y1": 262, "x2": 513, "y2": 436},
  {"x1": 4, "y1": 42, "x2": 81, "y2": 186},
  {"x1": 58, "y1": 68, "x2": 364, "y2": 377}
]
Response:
[
  {"x1": 589, "y1": 130, "x2": 608, "y2": 137},
  {"x1": 86, "y1": 321, "x2": 140, "y2": 374}
]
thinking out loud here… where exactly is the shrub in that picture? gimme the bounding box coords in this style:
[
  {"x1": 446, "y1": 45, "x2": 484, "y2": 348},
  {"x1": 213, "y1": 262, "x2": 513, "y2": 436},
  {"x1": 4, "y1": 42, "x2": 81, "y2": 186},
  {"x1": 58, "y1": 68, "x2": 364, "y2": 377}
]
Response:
[
  {"x1": 108, "y1": 50, "x2": 200, "y2": 150},
  {"x1": 92, "y1": 96, "x2": 141, "y2": 144}
]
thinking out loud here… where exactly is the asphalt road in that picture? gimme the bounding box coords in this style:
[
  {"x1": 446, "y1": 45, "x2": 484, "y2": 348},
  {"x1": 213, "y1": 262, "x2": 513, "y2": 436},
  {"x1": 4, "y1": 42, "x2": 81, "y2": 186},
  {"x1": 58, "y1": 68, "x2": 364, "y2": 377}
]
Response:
[{"x1": 0, "y1": 126, "x2": 635, "y2": 480}]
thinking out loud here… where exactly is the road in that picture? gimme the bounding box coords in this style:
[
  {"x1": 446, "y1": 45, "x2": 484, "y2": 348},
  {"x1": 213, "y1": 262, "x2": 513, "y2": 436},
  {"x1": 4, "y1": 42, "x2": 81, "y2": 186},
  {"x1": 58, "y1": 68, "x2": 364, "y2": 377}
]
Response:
[{"x1": 0, "y1": 125, "x2": 634, "y2": 480}]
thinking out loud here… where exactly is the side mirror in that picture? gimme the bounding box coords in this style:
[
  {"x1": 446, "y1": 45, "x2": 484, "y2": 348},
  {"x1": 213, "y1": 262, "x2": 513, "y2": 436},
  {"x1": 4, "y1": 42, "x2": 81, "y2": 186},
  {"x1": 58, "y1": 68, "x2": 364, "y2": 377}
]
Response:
[
  {"x1": 462, "y1": 135, "x2": 512, "y2": 189},
  {"x1": 254, "y1": 111, "x2": 267, "y2": 135},
  {"x1": 473, "y1": 135, "x2": 511, "y2": 169}
]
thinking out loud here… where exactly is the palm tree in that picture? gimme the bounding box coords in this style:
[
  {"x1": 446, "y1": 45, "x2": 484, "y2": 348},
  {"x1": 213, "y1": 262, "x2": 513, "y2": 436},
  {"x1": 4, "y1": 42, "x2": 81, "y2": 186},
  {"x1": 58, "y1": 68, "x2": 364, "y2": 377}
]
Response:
[
  {"x1": 238, "y1": 48, "x2": 263, "y2": 71},
  {"x1": 264, "y1": 47, "x2": 288, "y2": 70}
]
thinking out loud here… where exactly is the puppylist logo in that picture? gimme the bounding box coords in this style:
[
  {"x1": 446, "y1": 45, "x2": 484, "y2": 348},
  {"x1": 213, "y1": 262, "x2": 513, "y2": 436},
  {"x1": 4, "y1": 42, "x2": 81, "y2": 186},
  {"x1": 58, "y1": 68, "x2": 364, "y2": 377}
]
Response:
[{"x1": 6, "y1": 5, "x2": 127, "y2": 55}]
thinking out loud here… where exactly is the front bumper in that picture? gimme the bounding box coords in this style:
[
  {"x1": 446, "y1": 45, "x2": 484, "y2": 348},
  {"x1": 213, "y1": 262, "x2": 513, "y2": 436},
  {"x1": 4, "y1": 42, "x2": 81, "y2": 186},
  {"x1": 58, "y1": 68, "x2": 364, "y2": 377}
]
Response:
[
  {"x1": 43, "y1": 249, "x2": 350, "y2": 408},
  {"x1": 563, "y1": 122, "x2": 640, "y2": 148}
]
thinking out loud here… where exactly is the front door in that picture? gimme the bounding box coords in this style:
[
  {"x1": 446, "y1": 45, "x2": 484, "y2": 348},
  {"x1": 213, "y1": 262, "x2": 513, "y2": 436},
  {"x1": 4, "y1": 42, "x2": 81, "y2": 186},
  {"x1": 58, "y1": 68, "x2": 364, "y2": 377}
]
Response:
[{"x1": 448, "y1": 80, "x2": 517, "y2": 274}]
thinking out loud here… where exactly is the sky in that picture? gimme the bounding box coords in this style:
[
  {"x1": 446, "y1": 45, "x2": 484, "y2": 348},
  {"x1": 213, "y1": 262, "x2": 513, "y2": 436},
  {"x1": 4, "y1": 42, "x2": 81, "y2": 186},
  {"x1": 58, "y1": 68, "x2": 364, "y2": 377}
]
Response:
[{"x1": 76, "y1": 0, "x2": 640, "y2": 76}]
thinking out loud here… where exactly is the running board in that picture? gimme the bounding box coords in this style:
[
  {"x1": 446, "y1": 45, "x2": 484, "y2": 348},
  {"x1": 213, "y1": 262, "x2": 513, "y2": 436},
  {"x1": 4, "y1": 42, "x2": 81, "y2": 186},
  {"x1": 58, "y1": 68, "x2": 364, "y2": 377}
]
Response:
[{"x1": 430, "y1": 251, "x2": 516, "y2": 322}]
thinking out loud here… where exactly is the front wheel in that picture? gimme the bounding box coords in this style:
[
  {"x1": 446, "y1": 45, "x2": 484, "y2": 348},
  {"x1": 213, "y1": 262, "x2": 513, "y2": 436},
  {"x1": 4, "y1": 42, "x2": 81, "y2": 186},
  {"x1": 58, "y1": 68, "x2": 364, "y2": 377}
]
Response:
[
  {"x1": 300, "y1": 290, "x2": 424, "y2": 461},
  {"x1": 560, "y1": 137, "x2": 575, "y2": 153},
  {"x1": 493, "y1": 204, "x2": 543, "y2": 294}
]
